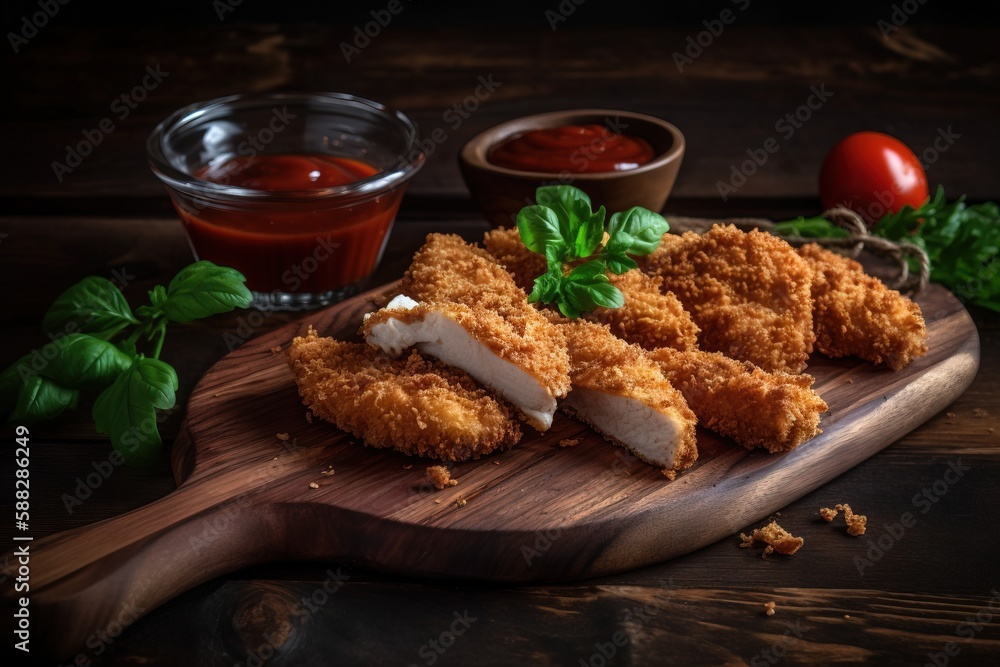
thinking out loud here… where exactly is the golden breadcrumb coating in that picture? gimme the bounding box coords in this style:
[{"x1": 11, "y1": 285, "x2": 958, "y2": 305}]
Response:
[
  {"x1": 820, "y1": 502, "x2": 868, "y2": 536},
  {"x1": 482, "y1": 226, "x2": 547, "y2": 292},
  {"x1": 395, "y1": 232, "x2": 571, "y2": 399},
  {"x1": 287, "y1": 327, "x2": 521, "y2": 461},
  {"x1": 647, "y1": 347, "x2": 828, "y2": 453},
  {"x1": 362, "y1": 300, "x2": 570, "y2": 409},
  {"x1": 643, "y1": 225, "x2": 816, "y2": 373},
  {"x1": 483, "y1": 226, "x2": 700, "y2": 351},
  {"x1": 739, "y1": 520, "x2": 804, "y2": 558},
  {"x1": 557, "y1": 319, "x2": 698, "y2": 472},
  {"x1": 798, "y1": 243, "x2": 928, "y2": 370}
]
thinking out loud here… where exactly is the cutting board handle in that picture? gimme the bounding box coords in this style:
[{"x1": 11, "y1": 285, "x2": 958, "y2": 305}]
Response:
[{"x1": 2, "y1": 473, "x2": 279, "y2": 662}]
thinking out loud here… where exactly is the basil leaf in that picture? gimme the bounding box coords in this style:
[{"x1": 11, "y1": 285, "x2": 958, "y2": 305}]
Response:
[
  {"x1": 606, "y1": 207, "x2": 671, "y2": 256},
  {"x1": 42, "y1": 276, "x2": 139, "y2": 340},
  {"x1": 160, "y1": 261, "x2": 252, "y2": 323},
  {"x1": 561, "y1": 261, "x2": 624, "y2": 314},
  {"x1": 1, "y1": 355, "x2": 34, "y2": 417},
  {"x1": 605, "y1": 254, "x2": 639, "y2": 275},
  {"x1": 528, "y1": 270, "x2": 563, "y2": 305},
  {"x1": 9, "y1": 375, "x2": 78, "y2": 424},
  {"x1": 517, "y1": 205, "x2": 564, "y2": 256},
  {"x1": 42, "y1": 333, "x2": 133, "y2": 390},
  {"x1": 92, "y1": 356, "x2": 178, "y2": 467},
  {"x1": 535, "y1": 185, "x2": 605, "y2": 258}
]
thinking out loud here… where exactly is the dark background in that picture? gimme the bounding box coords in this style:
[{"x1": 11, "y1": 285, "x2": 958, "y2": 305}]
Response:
[{"x1": 4, "y1": 0, "x2": 1000, "y2": 27}]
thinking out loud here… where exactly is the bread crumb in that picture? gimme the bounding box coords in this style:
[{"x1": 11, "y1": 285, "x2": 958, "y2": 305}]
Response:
[
  {"x1": 837, "y1": 503, "x2": 867, "y2": 536},
  {"x1": 973, "y1": 408, "x2": 988, "y2": 418},
  {"x1": 320, "y1": 466, "x2": 335, "y2": 476},
  {"x1": 305, "y1": 411, "x2": 314, "y2": 423},
  {"x1": 308, "y1": 481, "x2": 319, "y2": 489},
  {"x1": 662, "y1": 469, "x2": 677, "y2": 481},
  {"x1": 434, "y1": 499, "x2": 441, "y2": 504},
  {"x1": 947, "y1": 412, "x2": 956, "y2": 418},
  {"x1": 844, "y1": 614, "x2": 851, "y2": 619},
  {"x1": 739, "y1": 521, "x2": 804, "y2": 558},
  {"x1": 493, "y1": 460, "x2": 502, "y2": 465},
  {"x1": 455, "y1": 496, "x2": 467, "y2": 508},
  {"x1": 426, "y1": 465, "x2": 458, "y2": 490},
  {"x1": 271, "y1": 345, "x2": 282, "y2": 354},
  {"x1": 559, "y1": 438, "x2": 580, "y2": 447},
  {"x1": 276, "y1": 433, "x2": 290, "y2": 441},
  {"x1": 822, "y1": 503, "x2": 867, "y2": 536},
  {"x1": 402, "y1": 464, "x2": 413, "y2": 470},
  {"x1": 764, "y1": 601, "x2": 776, "y2": 616}
]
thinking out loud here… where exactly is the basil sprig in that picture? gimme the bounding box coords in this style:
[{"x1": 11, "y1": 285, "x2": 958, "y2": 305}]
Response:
[
  {"x1": 1, "y1": 260, "x2": 252, "y2": 466},
  {"x1": 517, "y1": 185, "x2": 670, "y2": 318}
]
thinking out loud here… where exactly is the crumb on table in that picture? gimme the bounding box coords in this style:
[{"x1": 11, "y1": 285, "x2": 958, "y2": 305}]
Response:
[
  {"x1": 426, "y1": 465, "x2": 458, "y2": 490},
  {"x1": 559, "y1": 438, "x2": 580, "y2": 447},
  {"x1": 308, "y1": 481, "x2": 319, "y2": 489},
  {"x1": 455, "y1": 496, "x2": 467, "y2": 508},
  {"x1": 764, "y1": 601, "x2": 776, "y2": 616},
  {"x1": 305, "y1": 411, "x2": 314, "y2": 423},
  {"x1": 276, "y1": 433, "x2": 290, "y2": 441},
  {"x1": 821, "y1": 503, "x2": 867, "y2": 536},
  {"x1": 271, "y1": 345, "x2": 282, "y2": 354},
  {"x1": 739, "y1": 521, "x2": 804, "y2": 558}
]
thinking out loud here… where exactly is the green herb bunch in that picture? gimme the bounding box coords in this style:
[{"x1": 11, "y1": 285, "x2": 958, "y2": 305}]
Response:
[
  {"x1": 517, "y1": 185, "x2": 670, "y2": 318},
  {"x1": 1, "y1": 261, "x2": 252, "y2": 466},
  {"x1": 773, "y1": 186, "x2": 1000, "y2": 311}
]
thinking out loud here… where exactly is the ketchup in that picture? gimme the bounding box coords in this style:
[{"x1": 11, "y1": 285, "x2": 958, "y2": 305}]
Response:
[
  {"x1": 488, "y1": 124, "x2": 656, "y2": 173},
  {"x1": 176, "y1": 153, "x2": 403, "y2": 295}
]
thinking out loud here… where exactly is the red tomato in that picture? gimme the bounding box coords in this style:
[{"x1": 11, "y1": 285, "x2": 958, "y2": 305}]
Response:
[{"x1": 818, "y1": 131, "x2": 929, "y2": 225}]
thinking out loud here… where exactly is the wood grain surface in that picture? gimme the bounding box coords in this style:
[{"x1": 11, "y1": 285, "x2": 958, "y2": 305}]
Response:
[{"x1": 3, "y1": 274, "x2": 979, "y2": 660}]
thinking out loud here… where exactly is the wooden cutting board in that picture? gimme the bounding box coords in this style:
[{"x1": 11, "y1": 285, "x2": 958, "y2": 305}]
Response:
[{"x1": 4, "y1": 281, "x2": 979, "y2": 661}]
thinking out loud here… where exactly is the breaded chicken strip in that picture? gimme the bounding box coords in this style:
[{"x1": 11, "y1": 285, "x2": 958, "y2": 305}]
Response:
[
  {"x1": 364, "y1": 295, "x2": 568, "y2": 430},
  {"x1": 798, "y1": 243, "x2": 928, "y2": 370},
  {"x1": 483, "y1": 227, "x2": 700, "y2": 351},
  {"x1": 647, "y1": 347, "x2": 828, "y2": 453},
  {"x1": 369, "y1": 233, "x2": 571, "y2": 431},
  {"x1": 557, "y1": 319, "x2": 698, "y2": 472},
  {"x1": 287, "y1": 326, "x2": 521, "y2": 461},
  {"x1": 643, "y1": 225, "x2": 816, "y2": 373}
]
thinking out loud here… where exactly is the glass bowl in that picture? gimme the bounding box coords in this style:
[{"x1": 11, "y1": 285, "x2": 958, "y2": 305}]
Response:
[{"x1": 147, "y1": 92, "x2": 425, "y2": 311}]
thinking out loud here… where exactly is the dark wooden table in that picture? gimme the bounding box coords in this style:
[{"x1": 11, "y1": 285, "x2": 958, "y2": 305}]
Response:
[{"x1": 2, "y1": 12, "x2": 999, "y2": 666}]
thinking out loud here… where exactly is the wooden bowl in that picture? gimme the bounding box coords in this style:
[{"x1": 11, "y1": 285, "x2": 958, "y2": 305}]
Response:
[{"x1": 459, "y1": 109, "x2": 685, "y2": 227}]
